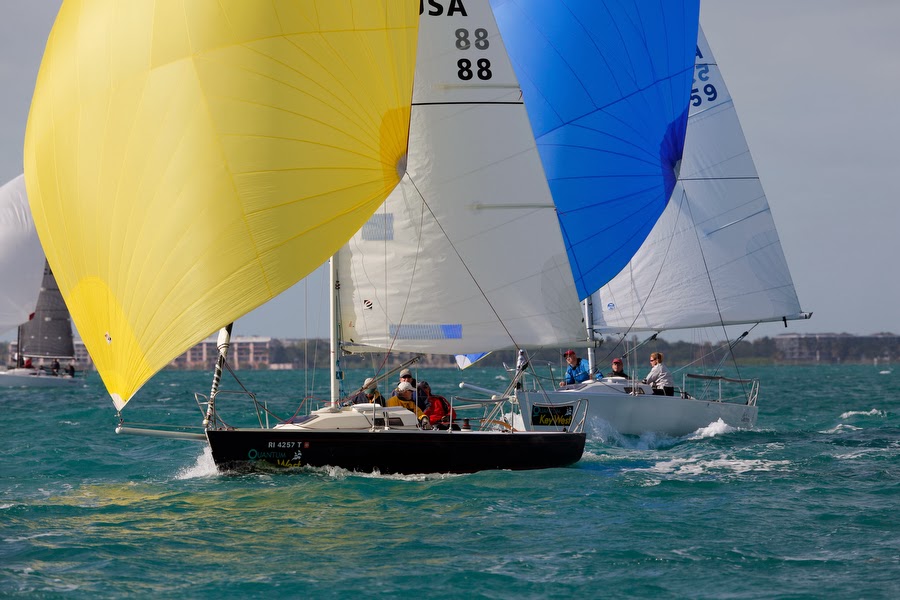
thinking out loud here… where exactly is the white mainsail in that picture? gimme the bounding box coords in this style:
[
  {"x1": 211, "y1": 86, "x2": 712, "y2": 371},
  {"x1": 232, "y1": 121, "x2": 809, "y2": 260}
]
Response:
[
  {"x1": 338, "y1": 3, "x2": 584, "y2": 355},
  {"x1": 591, "y1": 27, "x2": 806, "y2": 334}
]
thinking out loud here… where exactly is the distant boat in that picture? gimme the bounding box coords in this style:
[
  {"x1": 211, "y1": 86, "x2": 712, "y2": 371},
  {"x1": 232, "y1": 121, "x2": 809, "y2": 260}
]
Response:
[
  {"x1": 508, "y1": 17, "x2": 812, "y2": 436},
  {"x1": 0, "y1": 175, "x2": 76, "y2": 388}
]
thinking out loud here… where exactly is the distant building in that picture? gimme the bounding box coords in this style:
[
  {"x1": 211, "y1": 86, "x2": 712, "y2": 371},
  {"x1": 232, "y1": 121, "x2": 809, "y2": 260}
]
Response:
[
  {"x1": 167, "y1": 335, "x2": 272, "y2": 370},
  {"x1": 9, "y1": 333, "x2": 894, "y2": 369},
  {"x1": 775, "y1": 332, "x2": 897, "y2": 363},
  {"x1": 12, "y1": 336, "x2": 273, "y2": 371}
]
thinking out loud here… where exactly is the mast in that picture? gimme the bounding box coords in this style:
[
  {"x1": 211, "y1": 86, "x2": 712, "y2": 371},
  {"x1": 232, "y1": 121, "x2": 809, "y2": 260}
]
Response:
[
  {"x1": 329, "y1": 256, "x2": 343, "y2": 405},
  {"x1": 15, "y1": 324, "x2": 24, "y2": 367},
  {"x1": 583, "y1": 297, "x2": 596, "y2": 376}
]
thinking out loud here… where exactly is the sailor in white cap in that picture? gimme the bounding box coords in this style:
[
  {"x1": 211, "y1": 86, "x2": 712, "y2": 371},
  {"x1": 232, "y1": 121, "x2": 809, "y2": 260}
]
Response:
[
  {"x1": 386, "y1": 380, "x2": 428, "y2": 426},
  {"x1": 393, "y1": 368, "x2": 418, "y2": 404}
]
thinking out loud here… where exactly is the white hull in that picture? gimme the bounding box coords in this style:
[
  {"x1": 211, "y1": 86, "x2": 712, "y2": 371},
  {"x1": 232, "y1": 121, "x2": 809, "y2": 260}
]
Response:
[
  {"x1": 516, "y1": 378, "x2": 756, "y2": 437},
  {"x1": 0, "y1": 369, "x2": 77, "y2": 388}
]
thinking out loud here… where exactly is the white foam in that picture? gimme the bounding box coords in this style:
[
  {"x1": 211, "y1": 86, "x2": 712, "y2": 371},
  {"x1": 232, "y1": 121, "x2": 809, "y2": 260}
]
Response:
[
  {"x1": 834, "y1": 449, "x2": 884, "y2": 460},
  {"x1": 578, "y1": 449, "x2": 607, "y2": 463},
  {"x1": 631, "y1": 457, "x2": 791, "y2": 477},
  {"x1": 634, "y1": 430, "x2": 680, "y2": 450},
  {"x1": 821, "y1": 423, "x2": 862, "y2": 434},
  {"x1": 174, "y1": 446, "x2": 219, "y2": 479},
  {"x1": 636, "y1": 479, "x2": 660, "y2": 487},
  {"x1": 587, "y1": 418, "x2": 679, "y2": 449},
  {"x1": 686, "y1": 418, "x2": 736, "y2": 440},
  {"x1": 322, "y1": 466, "x2": 462, "y2": 481},
  {"x1": 839, "y1": 408, "x2": 886, "y2": 419},
  {"x1": 589, "y1": 417, "x2": 737, "y2": 448}
]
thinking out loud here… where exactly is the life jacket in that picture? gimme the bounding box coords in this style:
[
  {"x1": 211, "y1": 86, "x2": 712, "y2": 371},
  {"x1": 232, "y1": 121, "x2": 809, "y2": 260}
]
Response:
[{"x1": 424, "y1": 395, "x2": 457, "y2": 424}]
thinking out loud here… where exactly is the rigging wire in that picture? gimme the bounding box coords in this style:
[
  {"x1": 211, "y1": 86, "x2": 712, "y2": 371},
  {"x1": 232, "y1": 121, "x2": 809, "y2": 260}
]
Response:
[
  {"x1": 591, "y1": 187, "x2": 688, "y2": 367},
  {"x1": 405, "y1": 175, "x2": 522, "y2": 352},
  {"x1": 682, "y1": 184, "x2": 752, "y2": 397},
  {"x1": 338, "y1": 176, "x2": 428, "y2": 387}
]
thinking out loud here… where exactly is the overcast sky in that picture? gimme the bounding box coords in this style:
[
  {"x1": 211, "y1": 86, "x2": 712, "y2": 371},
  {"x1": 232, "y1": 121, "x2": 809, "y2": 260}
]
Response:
[{"x1": 1, "y1": 1, "x2": 897, "y2": 342}]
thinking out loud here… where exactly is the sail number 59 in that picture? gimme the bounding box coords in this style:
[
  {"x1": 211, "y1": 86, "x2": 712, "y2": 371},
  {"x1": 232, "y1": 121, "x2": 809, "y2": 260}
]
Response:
[{"x1": 691, "y1": 60, "x2": 718, "y2": 106}]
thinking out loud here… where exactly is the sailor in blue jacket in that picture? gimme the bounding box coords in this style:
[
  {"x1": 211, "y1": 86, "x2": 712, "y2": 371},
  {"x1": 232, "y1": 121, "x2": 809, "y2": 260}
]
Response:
[{"x1": 560, "y1": 349, "x2": 590, "y2": 387}]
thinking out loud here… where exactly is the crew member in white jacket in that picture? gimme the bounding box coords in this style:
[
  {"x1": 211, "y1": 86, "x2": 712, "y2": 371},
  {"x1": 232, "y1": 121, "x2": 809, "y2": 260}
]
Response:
[{"x1": 643, "y1": 352, "x2": 674, "y2": 396}]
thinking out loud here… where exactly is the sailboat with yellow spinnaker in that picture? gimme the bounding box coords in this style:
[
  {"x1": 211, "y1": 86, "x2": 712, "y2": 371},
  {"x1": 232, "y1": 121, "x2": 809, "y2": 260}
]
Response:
[{"x1": 24, "y1": 0, "x2": 586, "y2": 475}]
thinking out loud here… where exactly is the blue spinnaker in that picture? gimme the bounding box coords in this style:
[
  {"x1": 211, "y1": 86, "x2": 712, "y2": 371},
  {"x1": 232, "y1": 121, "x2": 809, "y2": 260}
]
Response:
[{"x1": 492, "y1": 0, "x2": 700, "y2": 300}]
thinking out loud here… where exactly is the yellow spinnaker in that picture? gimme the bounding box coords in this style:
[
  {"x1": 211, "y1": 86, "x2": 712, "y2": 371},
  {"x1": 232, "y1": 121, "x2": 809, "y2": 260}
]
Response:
[{"x1": 24, "y1": 1, "x2": 418, "y2": 409}]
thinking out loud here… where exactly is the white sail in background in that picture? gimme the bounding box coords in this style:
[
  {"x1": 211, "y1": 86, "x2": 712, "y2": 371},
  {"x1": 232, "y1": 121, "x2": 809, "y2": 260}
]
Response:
[
  {"x1": 338, "y1": 3, "x2": 584, "y2": 355},
  {"x1": 592, "y1": 27, "x2": 805, "y2": 334},
  {"x1": 0, "y1": 175, "x2": 44, "y2": 336}
]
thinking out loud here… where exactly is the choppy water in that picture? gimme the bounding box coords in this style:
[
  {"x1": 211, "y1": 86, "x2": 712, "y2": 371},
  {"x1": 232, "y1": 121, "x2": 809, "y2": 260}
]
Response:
[{"x1": 2, "y1": 365, "x2": 898, "y2": 598}]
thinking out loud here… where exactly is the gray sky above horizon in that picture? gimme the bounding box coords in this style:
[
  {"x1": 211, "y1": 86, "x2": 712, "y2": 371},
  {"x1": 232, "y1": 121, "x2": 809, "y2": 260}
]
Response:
[{"x1": 1, "y1": 1, "x2": 898, "y2": 343}]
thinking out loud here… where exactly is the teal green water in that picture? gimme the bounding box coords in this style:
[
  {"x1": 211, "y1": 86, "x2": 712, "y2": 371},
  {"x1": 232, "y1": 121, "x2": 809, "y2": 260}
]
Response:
[{"x1": 2, "y1": 365, "x2": 898, "y2": 598}]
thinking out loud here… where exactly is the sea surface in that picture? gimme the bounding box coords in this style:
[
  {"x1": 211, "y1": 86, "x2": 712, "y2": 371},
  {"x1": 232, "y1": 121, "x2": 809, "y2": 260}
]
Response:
[{"x1": 1, "y1": 365, "x2": 898, "y2": 599}]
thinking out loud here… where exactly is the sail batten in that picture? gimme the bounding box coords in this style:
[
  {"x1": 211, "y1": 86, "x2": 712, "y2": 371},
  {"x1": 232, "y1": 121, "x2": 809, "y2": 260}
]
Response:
[{"x1": 26, "y1": 1, "x2": 419, "y2": 406}]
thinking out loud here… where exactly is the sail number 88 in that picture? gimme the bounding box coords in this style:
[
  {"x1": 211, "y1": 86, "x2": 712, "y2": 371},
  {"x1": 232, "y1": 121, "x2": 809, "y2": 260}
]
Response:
[
  {"x1": 455, "y1": 28, "x2": 489, "y2": 50},
  {"x1": 458, "y1": 58, "x2": 492, "y2": 81},
  {"x1": 455, "y1": 28, "x2": 492, "y2": 80}
]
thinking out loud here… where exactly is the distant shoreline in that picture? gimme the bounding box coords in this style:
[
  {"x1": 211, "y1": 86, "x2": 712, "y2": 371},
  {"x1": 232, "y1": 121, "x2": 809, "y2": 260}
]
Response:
[{"x1": 3, "y1": 332, "x2": 896, "y2": 372}]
